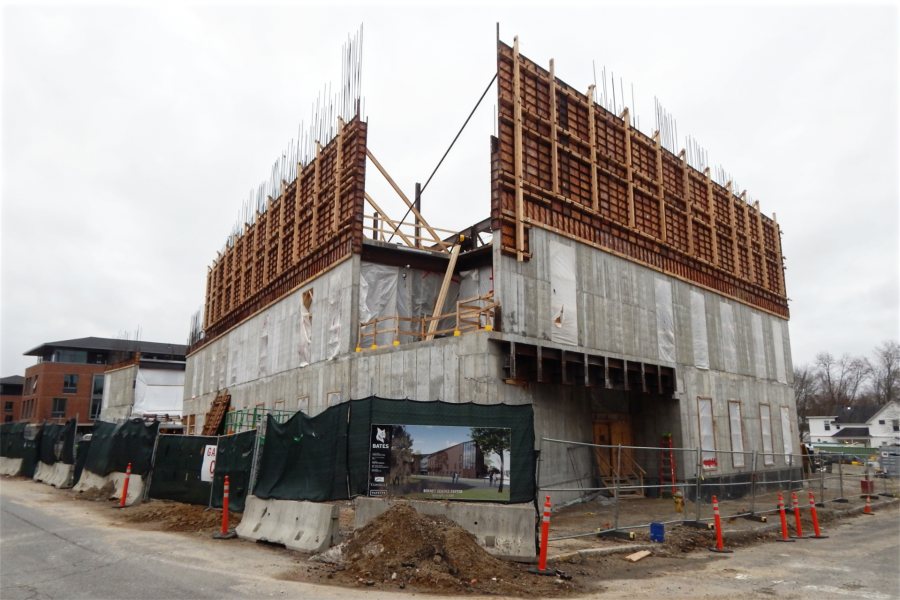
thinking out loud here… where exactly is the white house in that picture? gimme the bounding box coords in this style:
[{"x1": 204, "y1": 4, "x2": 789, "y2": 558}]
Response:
[{"x1": 808, "y1": 401, "x2": 900, "y2": 447}]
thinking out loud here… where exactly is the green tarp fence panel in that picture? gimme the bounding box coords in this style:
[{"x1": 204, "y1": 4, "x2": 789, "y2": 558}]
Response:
[
  {"x1": 73, "y1": 439, "x2": 90, "y2": 485},
  {"x1": 148, "y1": 434, "x2": 216, "y2": 506},
  {"x1": 38, "y1": 419, "x2": 76, "y2": 465},
  {"x1": 0, "y1": 423, "x2": 42, "y2": 476},
  {"x1": 210, "y1": 430, "x2": 256, "y2": 512},
  {"x1": 83, "y1": 419, "x2": 159, "y2": 477},
  {"x1": 253, "y1": 396, "x2": 536, "y2": 504}
]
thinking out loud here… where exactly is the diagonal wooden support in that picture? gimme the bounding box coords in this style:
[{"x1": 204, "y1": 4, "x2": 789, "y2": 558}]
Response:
[
  {"x1": 364, "y1": 193, "x2": 417, "y2": 248},
  {"x1": 425, "y1": 242, "x2": 461, "y2": 340},
  {"x1": 365, "y1": 149, "x2": 449, "y2": 251}
]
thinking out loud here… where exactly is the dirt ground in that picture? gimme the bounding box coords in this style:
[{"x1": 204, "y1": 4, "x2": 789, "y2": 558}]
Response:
[{"x1": 39, "y1": 473, "x2": 899, "y2": 597}]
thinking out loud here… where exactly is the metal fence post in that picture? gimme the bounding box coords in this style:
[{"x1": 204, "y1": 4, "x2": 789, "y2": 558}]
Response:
[
  {"x1": 835, "y1": 457, "x2": 847, "y2": 502},
  {"x1": 695, "y1": 447, "x2": 702, "y2": 523},
  {"x1": 614, "y1": 444, "x2": 622, "y2": 531},
  {"x1": 819, "y1": 460, "x2": 826, "y2": 502},
  {"x1": 536, "y1": 437, "x2": 544, "y2": 502}
]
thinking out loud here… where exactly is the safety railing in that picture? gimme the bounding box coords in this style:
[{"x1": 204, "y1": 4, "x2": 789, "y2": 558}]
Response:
[
  {"x1": 224, "y1": 407, "x2": 293, "y2": 435},
  {"x1": 356, "y1": 292, "x2": 497, "y2": 350},
  {"x1": 536, "y1": 437, "x2": 899, "y2": 543}
]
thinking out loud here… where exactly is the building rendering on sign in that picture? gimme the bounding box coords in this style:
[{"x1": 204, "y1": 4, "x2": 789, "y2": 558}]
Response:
[
  {"x1": 20, "y1": 337, "x2": 186, "y2": 427},
  {"x1": 183, "y1": 35, "x2": 796, "y2": 504}
]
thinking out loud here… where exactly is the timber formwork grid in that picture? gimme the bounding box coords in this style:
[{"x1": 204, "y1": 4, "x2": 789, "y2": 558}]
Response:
[{"x1": 492, "y1": 39, "x2": 788, "y2": 318}]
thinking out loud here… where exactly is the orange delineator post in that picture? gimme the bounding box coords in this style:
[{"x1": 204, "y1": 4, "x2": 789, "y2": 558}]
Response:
[
  {"x1": 118, "y1": 462, "x2": 132, "y2": 508},
  {"x1": 776, "y1": 492, "x2": 795, "y2": 543},
  {"x1": 708, "y1": 495, "x2": 733, "y2": 553},
  {"x1": 791, "y1": 491, "x2": 805, "y2": 538},
  {"x1": 807, "y1": 491, "x2": 828, "y2": 538},
  {"x1": 221, "y1": 475, "x2": 230, "y2": 535},
  {"x1": 529, "y1": 495, "x2": 554, "y2": 575}
]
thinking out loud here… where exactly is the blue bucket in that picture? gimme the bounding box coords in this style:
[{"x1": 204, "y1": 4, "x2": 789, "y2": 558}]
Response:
[{"x1": 649, "y1": 522, "x2": 665, "y2": 543}]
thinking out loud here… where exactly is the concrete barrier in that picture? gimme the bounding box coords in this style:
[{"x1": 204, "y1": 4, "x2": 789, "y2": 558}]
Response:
[
  {"x1": 236, "y1": 495, "x2": 341, "y2": 553},
  {"x1": 0, "y1": 457, "x2": 23, "y2": 477},
  {"x1": 354, "y1": 498, "x2": 536, "y2": 559},
  {"x1": 33, "y1": 461, "x2": 75, "y2": 488},
  {"x1": 73, "y1": 469, "x2": 145, "y2": 506}
]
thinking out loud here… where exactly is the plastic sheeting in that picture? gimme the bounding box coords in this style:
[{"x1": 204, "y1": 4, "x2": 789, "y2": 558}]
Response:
[
  {"x1": 771, "y1": 319, "x2": 787, "y2": 384},
  {"x1": 698, "y1": 398, "x2": 717, "y2": 469},
  {"x1": 359, "y1": 263, "x2": 399, "y2": 347},
  {"x1": 133, "y1": 369, "x2": 184, "y2": 416},
  {"x1": 719, "y1": 302, "x2": 738, "y2": 373},
  {"x1": 751, "y1": 313, "x2": 767, "y2": 379},
  {"x1": 298, "y1": 290, "x2": 312, "y2": 366},
  {"x1": 728, "y1": 402, "x2": 745, "y2": 468},
  {"x1": 780, "y1": 406, "x2": 793, "y2": 459},
  {"x1": 690, "y1": 290, "x2": 709, "y2": 369},
  {"x1": 760, "y1": 404, "x2": 774, "y2": 466},
  {"x1": 549, "y1": 240, "x2": 578, "y2": 346},
  {"x1": 654, "y1": 278, "x2": 676, "y2": 363}
]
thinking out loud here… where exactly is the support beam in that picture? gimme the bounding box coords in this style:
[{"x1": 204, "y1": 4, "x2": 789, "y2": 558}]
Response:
[
  {"x1": 549, "y1": 59, "x2": 560, "y2": 195},
  {"x1": 726, "y1": 182, "x2": 740, "y2": 275},
  {"x1": 654, "y1": 131, "x2": 667, "y2": 242},
  {"x1": 754, "y1": 201, "x2": 770, "y2": 288},
  {"x1": 365, "y1": 148, "x2": 449, "y2": 251},
  {"x1": 622, "y1": 108, "x2": 635, "y2": 227},
  {"x1": 513, "y1": 37, "x2": 526, "y2": 261},
  {"x1": 364, "y1": 193, "x2": 417, "y2": 249},
  {"x1": 333, "y1": 118, "x2": 344, "y2": 233},
  {"x1": 588, "y1": 85, "x2": 598, "y2": 211},
  {"x1": 705, "y1": 168, "x2": 719, "y2": 265},
  {"x1": 313, "y1": 142, "x2": 321, "y2": 248},
  {"x1": 680, "y1": 150, "x2": 695, "y2": 256},
  {"x1": 743, "y1": 197, "x2": 757, "y2": 284},
  {"x1": 425, "y1": 243, "x2": 461, "y2": 340}
]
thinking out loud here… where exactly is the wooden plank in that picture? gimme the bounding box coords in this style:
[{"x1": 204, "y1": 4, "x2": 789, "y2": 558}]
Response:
[
  {"x1": 513, "y1": 37, "x2": 526, "y2": 261},
  {"x1": 726, "y1": 182, "x2": 740, "y2": 276},
  {"x1": 549, "y1": 59, "x2": 560, "y2": 195},
  {"x1": 625, "y1": 550, "x2": 651, "y2": 562},
  {"x1": 313, "y1": 142, "x2": 321, "y2": 247},
  {"x1": 742, "y1": 196, "x2": 756, "y2": 284},
  {"x1": 654, "y1": 131, "x2": 667, "y2": 242},
  {"x1": 364, "y1": 192, "x2": 417, "y2": 248},
  {"x1": 754, "y1": 201, "x2": 770, "y2": 287},
  {"x1": 680, "y1": 150, "x2": 694, "y2": 255},
  {"x1": 773, "y1": 213, "x2": 785, "y2": 296},
  {"x1": 705, "y1": 168, "x2": 719, "y2": 265},
  {"x1": 333, "y1": 118, "x2": 344, "y2": 233},
  {"x1": 622, "y1": 108, "x2": 635, "y2": 227},
  {"x1": 588, "y1": 85, "x2": 598, "y2": 211},
  {"x1": 425, "y1": 243, "x2": 461, "y2": 340}
]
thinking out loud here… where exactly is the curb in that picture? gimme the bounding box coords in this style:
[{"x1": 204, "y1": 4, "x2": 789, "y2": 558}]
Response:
[{"x1": 549, "y1": 543, "x2": 656, "y2": 562}]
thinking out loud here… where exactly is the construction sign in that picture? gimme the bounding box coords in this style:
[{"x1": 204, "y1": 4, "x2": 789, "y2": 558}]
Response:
[{"x1": 201, "y1": 444, "x2": 217, "y2": 482}]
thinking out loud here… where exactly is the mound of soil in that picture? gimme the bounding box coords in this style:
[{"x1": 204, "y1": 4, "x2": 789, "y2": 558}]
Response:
[
  {"x1": 118, "y1": 500, "x2": 241, "y2": 534},
  {"x1": 332, "y1": 503, "x2": 575, "y2": 596},
  {"x1": 74, "y1": 481, "x2": 116, "y2": 501}
]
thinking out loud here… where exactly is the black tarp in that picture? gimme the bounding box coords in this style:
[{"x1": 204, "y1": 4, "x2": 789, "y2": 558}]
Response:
[
  {"x1": 37, "y1": 419, "x2": 76, "y2": 465},
  {"x1": 83, "y1": 419, "x2": 159, "y2": 477},
  {"x1": 0, "y1": 423, "x2": 24, "y2": 457},
  {"x1": 148, "y1": 434, "x2": 216, "y2": 506},
  {"x1": 0, "y1": 423, "x2": 42, "y2": 477},
  {"x1": 253, "y1": 397, "x2": 536, "y2": 504},
  {"x1": 210, "y1": 430, "x2": 256, "y2": 512},
  {"x1": 73, "y1": 438, "x2": 90, "y2": 485}
]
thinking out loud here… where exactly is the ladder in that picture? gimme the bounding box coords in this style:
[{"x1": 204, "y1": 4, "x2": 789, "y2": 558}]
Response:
[
  {"x1": 658, "y1": 434, "x2": 677, "y2": 497},
  {"x1": 202, "y1": 390, "x2": 231, "y2": 436}
]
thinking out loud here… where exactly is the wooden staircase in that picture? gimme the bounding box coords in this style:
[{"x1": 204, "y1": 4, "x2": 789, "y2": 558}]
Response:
[
  {"x1": 593, "y1": 447, "x2": 646, "y2": 498},
  {"x1": 201, "y1": 390, "x2": 231, "y2": 436}
]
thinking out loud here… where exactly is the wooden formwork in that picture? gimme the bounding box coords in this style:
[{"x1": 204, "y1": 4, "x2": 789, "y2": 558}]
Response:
[
  {"x1": 492, "y1": 40, "x2": 788, "y2": 318},
  {"x1": 201, "y1": 118, "x2": 368, "y2": 344}
]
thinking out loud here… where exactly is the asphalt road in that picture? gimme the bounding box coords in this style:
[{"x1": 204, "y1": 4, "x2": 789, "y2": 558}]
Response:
[{"x1": 2, "y1": 476, "x2": 898, "y2": 599}]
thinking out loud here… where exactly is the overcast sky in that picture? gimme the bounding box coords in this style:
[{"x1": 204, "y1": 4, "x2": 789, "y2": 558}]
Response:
[{"x1": 1, "y1": 2, "x2": 898, "y2": 377}]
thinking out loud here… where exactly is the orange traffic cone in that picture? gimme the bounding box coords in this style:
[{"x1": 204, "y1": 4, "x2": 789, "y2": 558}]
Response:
[{"x1": 863, "y1": 495, "x2": 874, "y2": 515}]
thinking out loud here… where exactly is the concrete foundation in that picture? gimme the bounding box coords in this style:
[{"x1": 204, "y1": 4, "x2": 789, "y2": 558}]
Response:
[
  {"x1": 354, "y1": 497, "x2": 536, "y2": 559},
  {"x1": 0, "y1": 457, "x2": 23, "y2": 477},
  {"x1": 236, "y1": 495, "x2": 341, "y2": 553},
  {"x1": 33, "y1": 461, "x2": 74, "y2": 488}
]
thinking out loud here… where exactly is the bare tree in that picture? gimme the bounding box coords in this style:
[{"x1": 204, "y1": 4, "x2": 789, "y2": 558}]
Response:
[
  {"x1": 815, "y1": 352, "x2": 869, "y2": 413},
  {"x1": 867, "y1": 341, "x2": 900, "y2": 407},
  {"x1": 793, "y1": 365, "x2": 820, "y2": 419}
]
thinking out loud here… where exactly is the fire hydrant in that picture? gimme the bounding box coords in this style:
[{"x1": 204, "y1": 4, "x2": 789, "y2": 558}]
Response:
[{"x1": 673, "y1": 491, "x2": 684, "y2": 513}]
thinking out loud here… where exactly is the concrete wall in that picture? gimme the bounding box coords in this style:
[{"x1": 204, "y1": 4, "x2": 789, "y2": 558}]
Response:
[{"x1": 101, "y1": 365, "x2": 137, "y2": 421}]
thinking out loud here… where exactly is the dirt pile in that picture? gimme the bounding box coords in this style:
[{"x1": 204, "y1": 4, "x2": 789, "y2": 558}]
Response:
[
  {"x1": 73, "y1": 481, "x2": 116, "y2": 501},
  {"x1": 118, "y1": 500, "x2": 241, "y2": 534},
  {"x1": 332, "y1": 503, "x2": 574, "y2": 596}
]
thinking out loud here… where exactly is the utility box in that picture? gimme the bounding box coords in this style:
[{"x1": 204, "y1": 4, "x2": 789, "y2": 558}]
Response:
[{"x1": 879, "y1": 446, "x2": 900, "y2": 479}]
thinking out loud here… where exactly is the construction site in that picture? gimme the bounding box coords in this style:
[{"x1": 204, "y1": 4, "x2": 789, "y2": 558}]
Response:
[{"x1": 182, "y1": 28, "x2": 796, "y2": 510}]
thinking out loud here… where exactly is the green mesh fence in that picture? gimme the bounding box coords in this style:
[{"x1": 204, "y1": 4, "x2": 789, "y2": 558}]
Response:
[
  {"x1": 83, "y1": 419, "x2": 159, "y2": 477},
  {"x1": 148, "y1": 434, "x2": 216, "y2": 506},
  {"x1": 210, "y1": 430, "x2": 256, "y2": 512}
]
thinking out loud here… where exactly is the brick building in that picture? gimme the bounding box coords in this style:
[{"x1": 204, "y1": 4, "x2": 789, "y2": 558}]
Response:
[
  {"x1": 20, "y1": 337, "x2": 186, "y2": 427},
  {"x1": 1, "y1": 375, "x2": 24, "y2": 423}
]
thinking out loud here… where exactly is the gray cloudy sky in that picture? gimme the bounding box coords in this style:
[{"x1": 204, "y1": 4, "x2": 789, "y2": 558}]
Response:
[{"x1": 1, "y1": 2, "x2": 898, "y2": 377}]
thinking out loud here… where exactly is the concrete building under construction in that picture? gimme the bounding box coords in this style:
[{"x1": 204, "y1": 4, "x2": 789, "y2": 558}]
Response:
[{"x1": 183, "y1": 34, "x2": 796, "y2": 504}]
